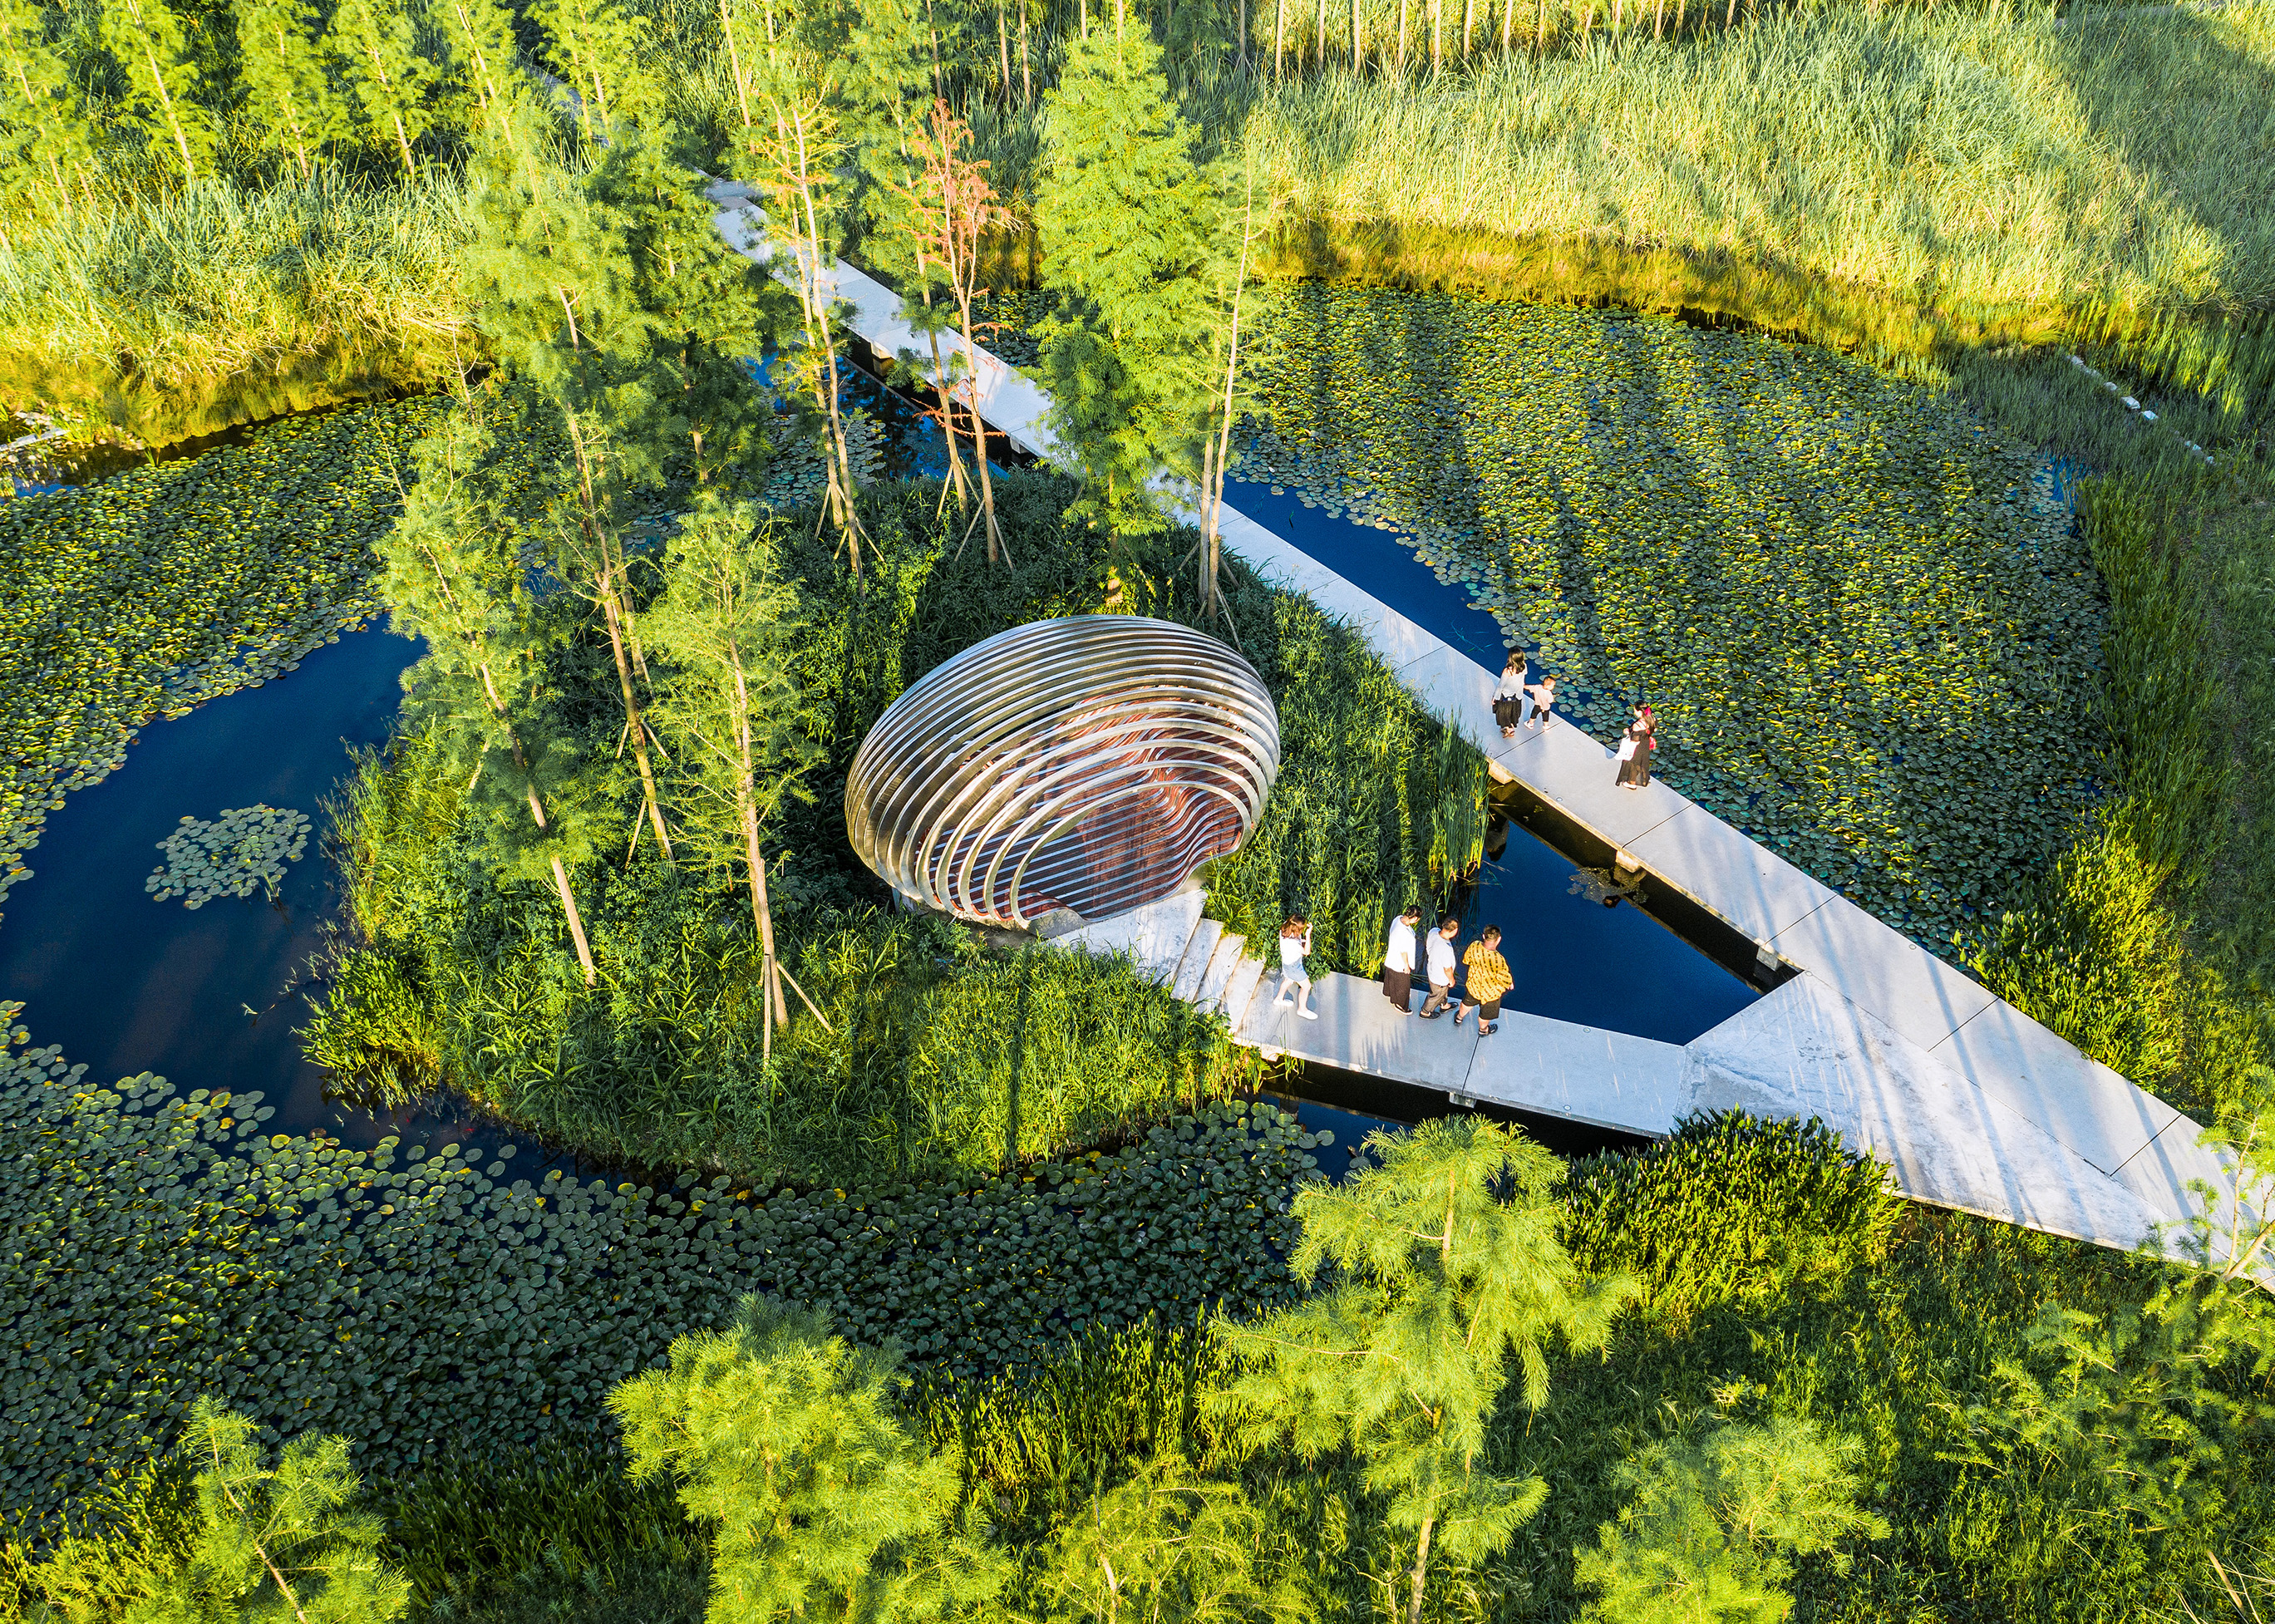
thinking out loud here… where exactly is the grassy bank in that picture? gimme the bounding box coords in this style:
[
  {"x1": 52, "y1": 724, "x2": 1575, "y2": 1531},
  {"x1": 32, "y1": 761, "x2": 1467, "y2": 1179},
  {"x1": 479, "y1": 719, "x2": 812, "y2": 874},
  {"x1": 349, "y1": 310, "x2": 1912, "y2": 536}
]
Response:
[
  {"x1": 948, "y1": 4, "x2": 2275, "y2": 433},
  {"x1": 309, "y1": 465, "x2": 1486, "y2": 1184},
  {"x1": 0, "y1": 172, "x2": 473, "y2": 447}
]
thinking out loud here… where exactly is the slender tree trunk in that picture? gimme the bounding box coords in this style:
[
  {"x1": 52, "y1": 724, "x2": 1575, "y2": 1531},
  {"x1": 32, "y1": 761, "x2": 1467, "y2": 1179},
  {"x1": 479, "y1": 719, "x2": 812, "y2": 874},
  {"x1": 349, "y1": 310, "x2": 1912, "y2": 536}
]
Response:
[
  {"x1": 1314, "y1": 0, "x2": 1327, "y2": 68},
  {"x1": 475, "y1": 661, "x2": 597, "y2": 986},
  {"x1": 1019, "y1": 0, "x2": 1032, "y2": 104},
  {"x1": 1405, "y1": 1512, "x2": 1436, "y2": 1624},
  {"x1": 728, "y1": 661, "x2": 790, "y2": 1045},
  {"x1": 1501, "y1": 0, "x2": 1514, "y2": 51},
  {"x1": 1460, "y1": 0, "x2": 1473, "y2": 57},
  {"x1": 784, "y1": 114, "x2": 864, "y2": 573},
  {"x1": 996, "y1": 0, "x2": 1013, "y2": 102},
  {"x1": 135, "y1": 37, "x2": 197, "y2": 177},
  {"x1": 549, "y1": 853, "x2": 598, "y2": 981},
  {"x1": 389, "y1": 105, "x2": 415, "y2": 175},
  {"x1": 1352, "y1": 0, "x2": 1362, "y2": 71},
  {"x1": 1653, "y1": 0, "x2": 1665, "y2": 34},
  {"x1": 1430, "y1": 0, "x2": 1440, "y2": 71},
  {"x1": 1273, "y1": 0, "x2": 1285, "y2": 75},
  {"x1": 598, "y1": 573, "x2": 672, "y2": 860}
]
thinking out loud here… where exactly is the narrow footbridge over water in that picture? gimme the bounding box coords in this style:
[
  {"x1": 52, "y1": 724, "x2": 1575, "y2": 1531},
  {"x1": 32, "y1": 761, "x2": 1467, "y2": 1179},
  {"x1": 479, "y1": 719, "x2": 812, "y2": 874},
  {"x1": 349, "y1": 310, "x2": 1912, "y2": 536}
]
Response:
[{"x1": 710, "y1": 183, "x2": 2247, "y2": 1264}]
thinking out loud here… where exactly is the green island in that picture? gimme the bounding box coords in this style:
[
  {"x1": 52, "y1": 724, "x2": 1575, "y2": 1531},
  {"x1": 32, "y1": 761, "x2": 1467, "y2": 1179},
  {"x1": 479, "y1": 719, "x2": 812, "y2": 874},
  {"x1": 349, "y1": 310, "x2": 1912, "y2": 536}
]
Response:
[{"x1": 2, "y1": 0, "x2": 2273, "y2": 1619}]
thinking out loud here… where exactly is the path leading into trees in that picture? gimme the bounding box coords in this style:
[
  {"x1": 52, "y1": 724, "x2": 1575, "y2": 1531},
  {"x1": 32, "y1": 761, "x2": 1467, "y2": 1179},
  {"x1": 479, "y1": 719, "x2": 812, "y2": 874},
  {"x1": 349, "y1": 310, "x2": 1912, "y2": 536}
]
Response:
[{"x1": 708, "y1": 184, "x2": 2242, "y2": 1262}]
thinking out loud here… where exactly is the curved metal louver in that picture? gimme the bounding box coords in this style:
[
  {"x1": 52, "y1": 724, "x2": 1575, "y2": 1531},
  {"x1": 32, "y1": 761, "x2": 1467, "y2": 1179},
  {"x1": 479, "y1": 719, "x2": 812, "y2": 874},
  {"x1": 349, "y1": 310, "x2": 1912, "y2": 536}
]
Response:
[{"x1": 844, "y1": 616, "x2": 1281, "y2": 929}]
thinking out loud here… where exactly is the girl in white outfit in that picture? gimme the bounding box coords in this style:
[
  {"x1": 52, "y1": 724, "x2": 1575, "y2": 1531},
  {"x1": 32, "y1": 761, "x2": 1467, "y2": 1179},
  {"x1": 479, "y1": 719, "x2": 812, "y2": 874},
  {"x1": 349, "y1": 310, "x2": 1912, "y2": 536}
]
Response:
[{"x1": 1274, "y1": 914, "x2": 1319, "y2": 1019}]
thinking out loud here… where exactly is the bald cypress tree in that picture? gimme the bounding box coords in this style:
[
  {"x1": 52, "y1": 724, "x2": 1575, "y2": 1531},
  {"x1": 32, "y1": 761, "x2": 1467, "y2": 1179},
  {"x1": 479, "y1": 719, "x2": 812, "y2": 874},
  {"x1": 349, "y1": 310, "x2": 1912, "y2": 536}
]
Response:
[
  {"x1": 1033, "y1": 16, "x2": 1228, "y2": 541},
  {"x1": 1220, "y1": 1117, "x2": 1637, "y2": 1624},
  {"x1": 237, "y1": 0, "x2": 338, "y2": 180},
  {"x1": 1574, "y1": 1416, "x2": 1888, "y2": 1624},
  {"x1": 610, "y1": 1297, "x2": 1006, "y2": 1623},
  {"x1": 0, "y1": 0, "x2": 98, "y2": 232},
  {"x1": 97, "y1": 0, "x2": 214, "y2": 179},
  {"x1": 641, "y1": 499, "x2": 823, "y2": 1061},
  {"x1": 323, "y1": 0, "x2": 441, "y2": 175},
  {"x1": 377, "y1": 388, "x2": 604, "y2": 985}
]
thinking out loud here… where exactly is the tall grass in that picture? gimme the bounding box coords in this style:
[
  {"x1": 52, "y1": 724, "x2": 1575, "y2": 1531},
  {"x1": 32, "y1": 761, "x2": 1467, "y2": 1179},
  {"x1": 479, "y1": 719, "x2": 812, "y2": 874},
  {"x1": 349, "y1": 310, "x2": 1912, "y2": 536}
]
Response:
[
  {"x1": 1232, "y1": 6, "x2": 2275, "y2": 380},
  {"x1": 0, "y1": 168, "x2": 474, "y2": 445},
  {"x1": 1971, "y1": 478, "x2": 2273, "y2": 1123}
]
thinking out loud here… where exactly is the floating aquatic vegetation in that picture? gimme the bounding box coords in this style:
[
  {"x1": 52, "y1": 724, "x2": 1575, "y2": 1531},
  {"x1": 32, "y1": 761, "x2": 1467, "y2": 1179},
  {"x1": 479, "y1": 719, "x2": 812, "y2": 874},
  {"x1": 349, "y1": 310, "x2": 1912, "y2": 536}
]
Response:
[
  {"x1": 978, "y1": 286, "x2": 2104, "y2": 955},
  {"x1": 0, "y1": 1002, "x2": 1319, "y2": 1528},
  {"x1": 0, "y1": 397, "x2": 446, "y2": 930},
  {"x1": 145, "y1": 805, "x2": 312, "y2": 907}
]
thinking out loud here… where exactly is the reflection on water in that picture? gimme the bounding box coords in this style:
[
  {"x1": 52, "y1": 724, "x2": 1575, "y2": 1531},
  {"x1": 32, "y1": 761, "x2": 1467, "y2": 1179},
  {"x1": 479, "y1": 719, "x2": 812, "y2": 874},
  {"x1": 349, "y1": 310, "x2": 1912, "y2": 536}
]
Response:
[
  {"x1": 1217, "y1": 475, "x2": 1756, "y2": 1045},
  {"x1": 0, "y1": 622, "x2": 522, "y2": 1158}
]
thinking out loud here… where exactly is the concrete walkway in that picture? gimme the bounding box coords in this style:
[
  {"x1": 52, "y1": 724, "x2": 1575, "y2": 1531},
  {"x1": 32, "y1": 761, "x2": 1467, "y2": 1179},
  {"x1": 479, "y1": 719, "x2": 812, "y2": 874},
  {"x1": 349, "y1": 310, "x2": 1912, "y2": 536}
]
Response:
[{"x1": 707, "y1": 184, "x2": 2238, "y2": 1261}]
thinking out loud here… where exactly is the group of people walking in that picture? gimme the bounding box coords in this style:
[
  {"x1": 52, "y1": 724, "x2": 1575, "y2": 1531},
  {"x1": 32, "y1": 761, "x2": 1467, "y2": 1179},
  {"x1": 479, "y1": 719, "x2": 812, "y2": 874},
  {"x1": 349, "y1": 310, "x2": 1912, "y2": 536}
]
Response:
[
  {"x1": 1493, "y1": 651, "x2": 1658, "y2": 790},
  {"x1": 1380, "y1": 904, "x2": 1511, "y2": 1036},
  {"x1": 1270, "y1": 906, "x2": 1512, "y2": 1036}
]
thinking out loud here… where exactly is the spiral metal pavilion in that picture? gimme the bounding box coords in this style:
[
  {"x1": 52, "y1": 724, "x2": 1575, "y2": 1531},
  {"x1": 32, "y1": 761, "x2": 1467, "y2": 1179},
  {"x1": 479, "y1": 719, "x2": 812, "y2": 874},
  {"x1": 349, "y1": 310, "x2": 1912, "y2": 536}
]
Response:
[{"x1": 844, "y1": 617, "x2": 1281, "y2": 930}]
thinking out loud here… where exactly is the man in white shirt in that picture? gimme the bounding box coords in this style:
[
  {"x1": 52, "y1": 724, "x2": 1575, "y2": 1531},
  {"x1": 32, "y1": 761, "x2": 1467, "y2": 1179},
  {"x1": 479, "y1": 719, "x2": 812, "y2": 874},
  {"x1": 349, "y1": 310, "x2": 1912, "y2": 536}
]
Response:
[
  {"x1": 1420, "y1": 918, "x2": 1460, "y2": 1019},
  {"x1": 1381, "y1": 905, "x2": 1421, "y2": 1012}
]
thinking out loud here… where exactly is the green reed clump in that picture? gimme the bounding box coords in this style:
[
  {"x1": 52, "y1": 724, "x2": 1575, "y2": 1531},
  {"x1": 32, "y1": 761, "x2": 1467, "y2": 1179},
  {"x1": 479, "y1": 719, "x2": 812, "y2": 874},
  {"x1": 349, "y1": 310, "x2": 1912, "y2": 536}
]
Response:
[
  {"x1": 1563, "y1": 1111, "x2": 1898, "y2": 1326},
  {"x1": 0, "y1": 170, "x2": 474, "y2": 445},
  {"x1": 370, "y1": 1442, "x2": 706, "y2": 1614},
  {"x1": 1970, "y1": 477, "x2": 2273, "y2": 1123},
  {"x1": 904, "y1": 1315, "x2": 1231, "y2": 1530}
]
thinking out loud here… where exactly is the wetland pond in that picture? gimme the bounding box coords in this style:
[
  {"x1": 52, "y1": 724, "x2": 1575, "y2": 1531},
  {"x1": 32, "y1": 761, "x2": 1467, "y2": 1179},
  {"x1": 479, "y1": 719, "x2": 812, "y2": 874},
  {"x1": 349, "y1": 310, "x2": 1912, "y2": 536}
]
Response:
[{"x1": 0, "y1": 356, "x2": 1746, "y2": 1172}]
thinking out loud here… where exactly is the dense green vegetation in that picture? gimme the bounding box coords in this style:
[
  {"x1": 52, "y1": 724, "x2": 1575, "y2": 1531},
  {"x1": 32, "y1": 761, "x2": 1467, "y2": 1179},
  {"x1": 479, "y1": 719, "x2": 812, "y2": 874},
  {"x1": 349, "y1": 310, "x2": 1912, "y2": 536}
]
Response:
[
  {"x1": 4, "y1": 0, "x2": 2273, "y2": 1615},
  {"x1": 0, "y1": 396, "x2": 439, "y2": 923}
]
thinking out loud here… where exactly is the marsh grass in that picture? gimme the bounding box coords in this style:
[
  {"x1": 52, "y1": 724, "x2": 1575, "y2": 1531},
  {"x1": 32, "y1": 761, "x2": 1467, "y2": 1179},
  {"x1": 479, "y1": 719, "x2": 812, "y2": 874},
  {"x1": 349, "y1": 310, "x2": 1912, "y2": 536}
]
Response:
[
  {"x1": 951, "y1": 4, "x2": 2275, "y2": 432},
  {"x1": 0, "y1": 169, "x2": 474, "y2": 445},
  {"x1": 1972, "y1": 477, "x2": 2275, "y2": 1123},
  {"x1": 372, "y1": 1443, "x2": 707, "y2": 1617}
]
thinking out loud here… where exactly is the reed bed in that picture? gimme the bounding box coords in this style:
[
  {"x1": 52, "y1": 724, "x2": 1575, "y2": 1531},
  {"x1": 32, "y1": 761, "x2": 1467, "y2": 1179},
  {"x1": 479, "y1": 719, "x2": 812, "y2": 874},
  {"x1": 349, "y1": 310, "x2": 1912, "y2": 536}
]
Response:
[
  {"x1": 0, "y1": 168, "x2": 474, "y2": 444},
  {"x1": 1230, "y1": 5, "x2": 2275, "y2": 332}
]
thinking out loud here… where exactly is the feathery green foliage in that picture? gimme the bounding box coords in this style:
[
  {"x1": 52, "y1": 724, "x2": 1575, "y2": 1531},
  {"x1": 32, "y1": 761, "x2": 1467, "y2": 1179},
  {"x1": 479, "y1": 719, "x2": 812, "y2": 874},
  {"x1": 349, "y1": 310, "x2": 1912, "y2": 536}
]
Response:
[
  {"x1": 1036, "y1": 19, "x2": 1227, "y2": 536},
  {"x1": 1037, "y1": 1453, "x2": 1312, "y2": 1624},
  {"x1": 138, "y1": 1400, "x2": 411, "y2": 1624},
  {"x1": 1573, "y1": 1415, "x2": 1888, "y2": 1624},
  {"x1": 1219, "y1": 1115, "x2": 1635, "y2": 1623},
  {"x1": 612, "y1": 1297, "x2": 1005, "y2": 1623}
]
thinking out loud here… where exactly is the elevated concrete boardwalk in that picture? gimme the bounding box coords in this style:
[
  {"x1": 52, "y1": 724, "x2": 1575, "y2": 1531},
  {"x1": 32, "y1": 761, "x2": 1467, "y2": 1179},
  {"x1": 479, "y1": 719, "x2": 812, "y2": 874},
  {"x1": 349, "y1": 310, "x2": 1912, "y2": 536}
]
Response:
[{"x1": 709, "y1": 185, "x2": 2237, "y2": 1259}]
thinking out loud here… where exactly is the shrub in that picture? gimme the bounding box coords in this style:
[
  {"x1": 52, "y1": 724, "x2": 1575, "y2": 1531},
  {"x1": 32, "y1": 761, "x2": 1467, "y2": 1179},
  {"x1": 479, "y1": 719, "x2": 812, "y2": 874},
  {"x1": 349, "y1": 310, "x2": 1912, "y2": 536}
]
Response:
[{"x1": 1562, "y1": 1112, "x2": 1897, "y2": 1326}]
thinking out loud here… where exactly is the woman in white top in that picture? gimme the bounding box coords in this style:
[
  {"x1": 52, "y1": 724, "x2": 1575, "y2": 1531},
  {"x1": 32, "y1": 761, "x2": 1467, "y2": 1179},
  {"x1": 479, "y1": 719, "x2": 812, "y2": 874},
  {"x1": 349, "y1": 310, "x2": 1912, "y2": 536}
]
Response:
[
  {"x1": 1273, "y1": 913, "x2": 1319, "y2": 1020},
  {"x1": 1492, "y1": 652, "x2": 1527, "y2": 737},
  {"x1": 1382, "y1": 904, "x2": 1421, "y2": 1011}
]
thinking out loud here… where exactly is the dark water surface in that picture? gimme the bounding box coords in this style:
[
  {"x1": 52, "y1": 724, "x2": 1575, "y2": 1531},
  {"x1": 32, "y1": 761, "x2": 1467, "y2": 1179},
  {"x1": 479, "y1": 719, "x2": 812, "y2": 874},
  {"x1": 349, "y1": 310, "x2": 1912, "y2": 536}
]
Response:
[
  {"x1": 0, "y1": 624, "x2": 506, "y2": 1154},
  {"x1": 1219, "y1": 475, "x2": 1758, "y2": 1045}
]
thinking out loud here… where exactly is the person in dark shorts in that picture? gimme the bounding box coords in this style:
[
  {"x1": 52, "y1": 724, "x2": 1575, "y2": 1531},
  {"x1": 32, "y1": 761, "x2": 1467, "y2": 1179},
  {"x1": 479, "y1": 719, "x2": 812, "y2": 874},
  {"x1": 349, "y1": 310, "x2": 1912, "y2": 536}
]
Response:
[{"x1": 1455, "y1": 926, "x2": 1512, "y2": 1035}]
